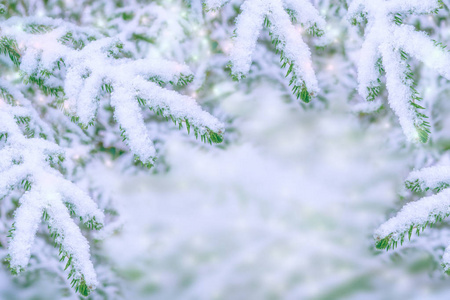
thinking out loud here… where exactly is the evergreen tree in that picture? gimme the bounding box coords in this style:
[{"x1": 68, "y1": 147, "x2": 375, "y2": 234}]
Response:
[{"x1": 2, "y1": 0, "x2": 450, "y2": 298}]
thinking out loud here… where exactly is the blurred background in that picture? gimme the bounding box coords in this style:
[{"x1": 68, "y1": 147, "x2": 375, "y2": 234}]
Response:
[{"x1": 97, "y1": 84, "x2": 450, "y2": 300}]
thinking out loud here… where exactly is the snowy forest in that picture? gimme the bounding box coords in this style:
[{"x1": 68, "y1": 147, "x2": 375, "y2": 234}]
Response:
[{"x1": 2, "y1": 0, "x2": 450, "y2": 299}]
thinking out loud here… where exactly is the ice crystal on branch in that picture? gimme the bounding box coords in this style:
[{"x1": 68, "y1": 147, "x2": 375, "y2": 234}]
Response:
[
  {"x1": 204, "y1": 0, "x2": 326, "y2": 103},
  {"x1": 349, "y1": 0, "x2": 450, "y2": 143}
]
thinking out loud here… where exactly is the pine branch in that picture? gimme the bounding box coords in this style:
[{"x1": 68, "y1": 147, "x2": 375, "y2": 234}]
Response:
[
  {"x1": 0, "y1": 85, "x2": 104, "y2": 296},
  {"x1": 375, "y1": 164, "x2": 450, "y2": 273},
  {"x1": 0, "y1": 17, "x2": 224, "y2": 165},
  {"x1": 206, "y1": 0, "x2": 325, "y2": 103},
  {"x1": 349, "y1": 0, "x2": 450, "y2": 143}
]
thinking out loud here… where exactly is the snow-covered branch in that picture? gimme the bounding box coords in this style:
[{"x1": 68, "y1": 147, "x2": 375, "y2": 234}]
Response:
[
  {"x1": 0, "y1": 17, "x2": 224, "y2": 165},
  {"x1": 0, "y1": 83, "x2": 104, "y2": 295},
  {"x1": 205, "y1": 0, "x2": 326, "y2": 103},
  {"x1": 349, "y1": 0, "x2": 450, "y2": 143},
  {"x1": 0, "y1": 12, "x2": 224, "y2": 296},
  {"x1": 375, "y1": 163, "x2": 450, "y2": 273}
]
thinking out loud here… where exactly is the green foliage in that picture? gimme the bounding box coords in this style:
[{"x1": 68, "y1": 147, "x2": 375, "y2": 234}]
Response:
[
  {"x1": 23, "y1": 23, "x2": 54, "y2": 34},
  {"x1": 375, "y1": 209, "x2": 450, "y2": 260},
  {"x1": 0, "y1": 132, "x2": 9, "y2": 142},
  {"x1": 58, "y1": 31, "x2": 96, "y2": 50},
  {"x1": 0, "y1": 37, "x2": 21, "y2": 67},
  {"x1": 0, "y1": 87, "x2": 17, "y2": 105},
  {"x1": 0, "y1": 29, "x2": 219, "y2": 159},
  {"x1": 365, "y1": 59, "x2": 384, "y2": 102},
  {"x1": 406, "y1": 179, "x2": 450, "y2": 193},
  {"x1": 307, "y1": 23, "x2": 325, "y2": 38},
  {"x1": 393, "y1": 13, "x2": 403, "y2": 26},
  {"x1": 398, "y1": 50, "x2": 430, "y2": 143},
  {"x1": 375, "y1": 171, "x2": 450, "y2": 272},
  {"x1": 286, "y1": 8, "x2": 324, "y2": 37},
  {"x1": 0, "y1": 36, "x2": 65, "y2": 98},
  {"x1": 141, "y1": 100, "x2": 224, "y2": 145},
  {"x1": 42, "y1": 209, "x2": 100, "y2": 296},
  {"x1": 263, "y1": 16, "x2": 314, "y2": 103},
  {"x1": 350, "y1": 12, "x2": 368, "y2": 26},
  {"x1": 21, "y1": 178, "x2": 32, "y2": 191},
  {"x1": 22, "y1": 71, "x2": 64, "y2": 97}
]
